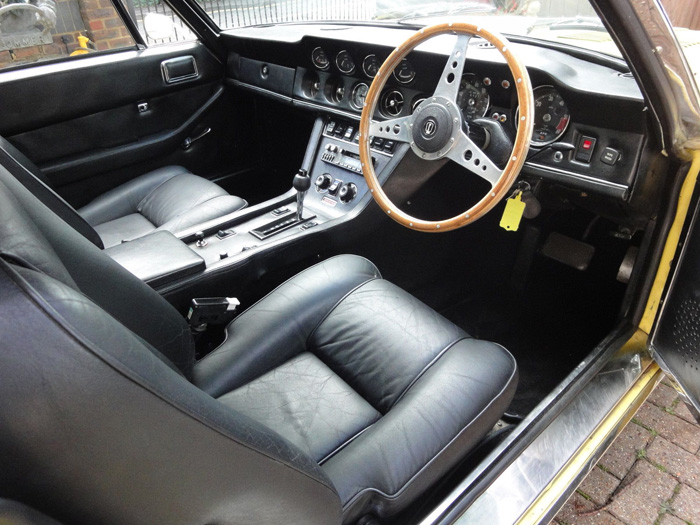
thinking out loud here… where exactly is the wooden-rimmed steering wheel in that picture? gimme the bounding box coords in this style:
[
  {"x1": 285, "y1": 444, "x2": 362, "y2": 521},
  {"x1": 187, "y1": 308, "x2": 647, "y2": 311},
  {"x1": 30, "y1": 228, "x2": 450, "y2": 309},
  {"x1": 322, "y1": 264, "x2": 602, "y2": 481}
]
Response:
[{"x1": 359, "y1": 23, "x2": 534, "y2": 232}]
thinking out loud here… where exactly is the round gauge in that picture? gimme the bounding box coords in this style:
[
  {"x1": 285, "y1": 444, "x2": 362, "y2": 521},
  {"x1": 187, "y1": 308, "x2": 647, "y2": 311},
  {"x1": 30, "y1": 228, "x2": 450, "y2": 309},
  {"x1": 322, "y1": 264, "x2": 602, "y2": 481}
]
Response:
[
  {"x1": 350, "y1": 82, "x2": 369, "y2": 110},
  {"x1": 311, "y1": 47, "x2": 330, "y2": 70},
  {"x1": 336, "y1": 50, "x2": 355, "y2": 74},
  {"x1": 456, "y1": 74, "x2": 490, "y2": 121},
  {"x1": 530, "y1": 86, "x2": 570, "y2": 146},
  {"x1": 362, "y1": 54, "x2": 380, "y2": 78},
  {"x1": 393, "y1": 59, "x2": 416, "y2": 84}
]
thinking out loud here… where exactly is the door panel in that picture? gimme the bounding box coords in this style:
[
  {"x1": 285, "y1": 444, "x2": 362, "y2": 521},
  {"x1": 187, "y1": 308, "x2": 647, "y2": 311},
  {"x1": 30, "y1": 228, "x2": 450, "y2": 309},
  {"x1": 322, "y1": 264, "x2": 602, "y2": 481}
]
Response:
[
  {"x1": 0, "y1": 41, "x2": 261, "y2": 207},
  {"x1": 651, "y1": 192, "x2": 700, "y2": 414},
  {"x1": 0, "y1": 43, "x2": 220, "y2": 136}
]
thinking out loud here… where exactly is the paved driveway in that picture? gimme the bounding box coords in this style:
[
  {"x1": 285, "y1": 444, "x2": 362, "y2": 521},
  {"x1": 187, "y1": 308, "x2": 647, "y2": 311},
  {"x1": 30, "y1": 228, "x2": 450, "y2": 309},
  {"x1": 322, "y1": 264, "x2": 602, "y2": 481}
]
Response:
[{"x1": 553, "y1": 377, "x2": 700, "y2": 525}]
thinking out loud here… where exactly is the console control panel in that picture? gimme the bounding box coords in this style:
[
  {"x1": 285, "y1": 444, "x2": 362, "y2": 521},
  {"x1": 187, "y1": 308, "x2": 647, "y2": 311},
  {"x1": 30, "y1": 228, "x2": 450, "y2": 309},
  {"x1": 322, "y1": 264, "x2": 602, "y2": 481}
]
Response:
[
  {"x1": 323, "y1": 118, "x2": 395, "y2": 154},
  {"x1": 320, "y1": 143, "x2": 369, "y2": 174},
  {"x1": 314, "y1": 173, "x2": 358, "y2": 204}
]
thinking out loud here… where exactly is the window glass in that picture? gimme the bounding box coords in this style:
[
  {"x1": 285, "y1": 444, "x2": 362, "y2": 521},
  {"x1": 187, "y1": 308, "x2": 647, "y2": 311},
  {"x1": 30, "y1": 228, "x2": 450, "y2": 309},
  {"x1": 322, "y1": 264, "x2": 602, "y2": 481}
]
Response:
[
  {"x1": 659, "y1": 0, "x2": 700, "y2": 89},
  {"x1": 189, "y1": 0, "x2": 623, "y2": 58},
  {"x1": 128, "y1": 0, "x2": 196, "y2": 46},
  {"x1": 0, "y1": 0, "x2": 136, "y2": 69}
]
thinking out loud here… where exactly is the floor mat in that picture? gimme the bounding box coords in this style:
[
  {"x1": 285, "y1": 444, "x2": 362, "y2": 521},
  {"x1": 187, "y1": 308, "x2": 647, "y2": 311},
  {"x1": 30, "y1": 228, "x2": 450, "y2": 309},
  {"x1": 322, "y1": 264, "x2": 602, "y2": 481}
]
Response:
[{"x1": 441, "y1": 253, "x2": 626, "y2": 417}]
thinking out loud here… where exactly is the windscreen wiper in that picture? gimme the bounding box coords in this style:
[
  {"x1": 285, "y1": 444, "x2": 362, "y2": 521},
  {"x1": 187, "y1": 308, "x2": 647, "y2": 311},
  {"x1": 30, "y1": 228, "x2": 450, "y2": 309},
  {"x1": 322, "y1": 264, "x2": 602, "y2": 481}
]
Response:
[
  {"x1": 527, "y1": 16, "x2": 606, "y2": 34},
  {"x1": 394, "y1": 2, "x2": 496, "y2": 25}
]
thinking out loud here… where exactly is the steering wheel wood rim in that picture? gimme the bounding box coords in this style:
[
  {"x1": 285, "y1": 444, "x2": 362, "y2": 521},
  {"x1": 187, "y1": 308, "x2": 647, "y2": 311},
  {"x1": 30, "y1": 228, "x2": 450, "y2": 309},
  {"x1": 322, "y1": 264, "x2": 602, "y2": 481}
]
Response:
[{"x1": 359, "y1": 23, "x2": 534, "y2": 232}]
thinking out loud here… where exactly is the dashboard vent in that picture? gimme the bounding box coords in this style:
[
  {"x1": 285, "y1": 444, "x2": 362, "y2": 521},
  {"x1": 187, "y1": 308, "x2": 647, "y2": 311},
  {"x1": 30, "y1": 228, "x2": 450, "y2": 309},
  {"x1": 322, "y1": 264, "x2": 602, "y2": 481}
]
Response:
[
  {"x1": 412, "y1": 97, "x2": 426, "y2": 113},
  {"x1": 475, "y1": 41, "x2": 496, "y2": 49},
  {"x1": 381, "y1": 90, "x2": 404, "y2": 117}
]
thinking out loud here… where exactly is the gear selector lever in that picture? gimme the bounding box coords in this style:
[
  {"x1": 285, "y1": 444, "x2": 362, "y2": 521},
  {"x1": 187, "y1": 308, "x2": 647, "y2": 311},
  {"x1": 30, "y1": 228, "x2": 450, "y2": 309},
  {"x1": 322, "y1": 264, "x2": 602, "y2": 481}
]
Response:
[
  {"x1": 293, "y1": 168, "x2": 311, "y2": 221},
  {"x1": 250, "y1": 168, "x2": 316, "y2": 240}
]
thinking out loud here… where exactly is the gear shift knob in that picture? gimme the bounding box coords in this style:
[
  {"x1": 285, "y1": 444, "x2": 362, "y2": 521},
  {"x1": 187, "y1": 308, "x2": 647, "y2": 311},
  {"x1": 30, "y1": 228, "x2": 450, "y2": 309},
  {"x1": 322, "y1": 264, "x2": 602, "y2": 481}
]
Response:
[
  {"x1": 293, "y1": 169, "x2": 310, "y2": 221},
  {"x1": 293, "y1": 169, "x2": 311, "y2": 192}
]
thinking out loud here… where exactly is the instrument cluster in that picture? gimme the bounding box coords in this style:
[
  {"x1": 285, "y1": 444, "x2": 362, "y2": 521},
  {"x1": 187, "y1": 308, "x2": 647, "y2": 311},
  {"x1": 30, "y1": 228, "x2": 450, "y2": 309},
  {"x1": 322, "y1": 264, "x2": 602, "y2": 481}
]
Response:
[
  {"x1": 455, "y1": 72, "x2": 571, "y2": 147},
  {"x1": 311, "y1": 47, "x2": 416, "y2": 84},
  {"x1": 309, "y1": 47, "x2": 571, "y2": 148}
]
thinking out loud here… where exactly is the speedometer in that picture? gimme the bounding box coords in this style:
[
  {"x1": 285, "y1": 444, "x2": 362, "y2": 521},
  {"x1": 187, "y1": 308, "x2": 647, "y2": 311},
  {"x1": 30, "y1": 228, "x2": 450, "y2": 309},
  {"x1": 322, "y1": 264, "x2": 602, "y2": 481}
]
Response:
[
  {"x1": 530, "y1": 86, "x2": 570, "y2": 146},
  {"x1": 457, "y1": 74, "x2": 490, "y2": 121}
]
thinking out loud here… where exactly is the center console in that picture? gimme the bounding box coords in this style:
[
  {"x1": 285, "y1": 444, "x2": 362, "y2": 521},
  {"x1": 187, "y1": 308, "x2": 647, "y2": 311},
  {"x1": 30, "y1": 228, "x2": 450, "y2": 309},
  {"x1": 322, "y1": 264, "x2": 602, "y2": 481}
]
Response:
[{"x1": 105, "y1": 116, "x2": 402, "y2": 297}]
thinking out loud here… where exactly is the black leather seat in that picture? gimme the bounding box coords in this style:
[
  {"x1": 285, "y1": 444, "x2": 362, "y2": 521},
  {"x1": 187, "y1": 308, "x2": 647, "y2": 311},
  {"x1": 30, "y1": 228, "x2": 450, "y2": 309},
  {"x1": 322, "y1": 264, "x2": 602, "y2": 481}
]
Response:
[
  {"x1": 0, "y1": 160, "x2": 517, "y2": 524},
  {"x1": 0, "y1": 136, "x2": 247, "y2": 249},
  {"x1": 77, "y1": 165, "x2": 247, "y2": 248}
]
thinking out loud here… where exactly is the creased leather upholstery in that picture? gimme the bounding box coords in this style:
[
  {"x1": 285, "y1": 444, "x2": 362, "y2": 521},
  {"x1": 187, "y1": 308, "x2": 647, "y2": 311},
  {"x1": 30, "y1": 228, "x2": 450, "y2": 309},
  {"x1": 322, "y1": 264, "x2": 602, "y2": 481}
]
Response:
[
  {"x1": 0, "y1": 134, "x2": 247, "y2": 249},
  {"x1": 0, "y1": 261, "x2": 341, "y2": 525},
  {"x1": 207, "y1": 260, "x2": 518, "y2": 523},
  {"x1": 193, "y1": 255, "x2": 382, "y2": 397},
  {"x1": 0, "y1": 170, "x2": 196, "y2": 378},
  {"x1": 0, "y1": 156, "x2": 518, "y2": 524},
  {"x1": 219, "y1": 352, "x2": 382, "y2": 462},
  {"x1": 310, "y1": 279, "x2": 468, "y2": 413},
  {"x1": 79, "y1": 166, "x2": 247, "y2": 247}
]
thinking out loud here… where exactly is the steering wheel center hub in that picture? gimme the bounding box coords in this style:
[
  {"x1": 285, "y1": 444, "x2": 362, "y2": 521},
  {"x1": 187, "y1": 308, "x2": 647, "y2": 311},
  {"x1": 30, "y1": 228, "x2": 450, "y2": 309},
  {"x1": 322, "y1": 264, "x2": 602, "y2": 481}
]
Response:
[{"x1": 411, "y1": 99, "x2": 459, "y2": 159}]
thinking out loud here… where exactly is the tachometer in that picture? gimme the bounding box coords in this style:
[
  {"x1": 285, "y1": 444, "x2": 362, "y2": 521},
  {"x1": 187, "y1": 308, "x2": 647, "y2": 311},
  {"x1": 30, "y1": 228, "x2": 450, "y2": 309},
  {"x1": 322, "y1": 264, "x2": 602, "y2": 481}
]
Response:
[
  {"x1": 311, "y1": 47, "x2": 330, "y2": 70},
  {"x1": 530, "y1": 86, "x2": 570, "y2": 146},
  {"x1": 336, "y1": 50, "x2": 356, "y2": 74},
  {"x1": 457, "y1": 74, "x2": 490, "y2": 121}
]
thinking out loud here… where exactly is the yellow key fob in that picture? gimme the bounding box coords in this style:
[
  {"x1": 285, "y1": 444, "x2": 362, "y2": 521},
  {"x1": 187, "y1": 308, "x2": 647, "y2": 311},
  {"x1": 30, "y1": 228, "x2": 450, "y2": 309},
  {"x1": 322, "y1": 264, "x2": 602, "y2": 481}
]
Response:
[{"x1": 500, "y1": 191, "x2": 526, "y2": 232}]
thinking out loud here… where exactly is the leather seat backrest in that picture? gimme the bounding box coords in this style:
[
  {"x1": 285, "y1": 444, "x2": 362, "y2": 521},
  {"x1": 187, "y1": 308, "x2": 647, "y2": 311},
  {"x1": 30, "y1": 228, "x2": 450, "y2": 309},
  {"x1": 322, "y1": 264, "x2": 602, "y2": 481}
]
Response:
[
  {"x1": 0, "y1": 135, "x2": 103, "y2": 249},
  {"x1": 0, "y1": 170, "x2": 341, "y2": 523},
  {"x1": 0, "y1": 165, "x2": 194, "y2": 376}
]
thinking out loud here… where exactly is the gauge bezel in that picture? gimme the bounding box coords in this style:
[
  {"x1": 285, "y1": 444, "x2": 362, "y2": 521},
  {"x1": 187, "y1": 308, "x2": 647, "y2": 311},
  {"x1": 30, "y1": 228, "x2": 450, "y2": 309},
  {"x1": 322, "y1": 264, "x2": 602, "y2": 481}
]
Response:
[
  {"x1": 517, "y1": 85, "x2": 571, "y2": 147},
  {"x1": 362, "y1": 54, "x2": 379, "y2": 78},
  {"x1": 336, "y1": 50, "x2": 356, "y2": 75},
  {"x1": 459, "y1": 73, "x2": 491, "y2": 121},
  {"x1": 311, "y1": 47, "x2": 330, "y2": 71},
  {"x1": 393, "y1": 58, "x2": 416, "y2": 84},
  {"x1": 350, "y1": 82, "x2": 369, "y2": 110}
]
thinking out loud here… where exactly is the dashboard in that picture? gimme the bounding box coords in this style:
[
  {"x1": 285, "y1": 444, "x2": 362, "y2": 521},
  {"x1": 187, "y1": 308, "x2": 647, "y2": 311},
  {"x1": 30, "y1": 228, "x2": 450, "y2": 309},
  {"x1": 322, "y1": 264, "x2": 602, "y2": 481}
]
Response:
[{"x1": 222, "y1": 24, "x2": 651, "y2": 202}]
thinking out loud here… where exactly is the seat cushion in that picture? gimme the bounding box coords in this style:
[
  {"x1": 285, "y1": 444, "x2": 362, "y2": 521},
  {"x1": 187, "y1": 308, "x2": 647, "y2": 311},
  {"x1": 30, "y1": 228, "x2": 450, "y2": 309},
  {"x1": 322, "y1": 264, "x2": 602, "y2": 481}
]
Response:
[
  {"x1": 219, "y1": 352, "x2": 381, "y2": 462},
  {"x1": 199, "y1": 255, "x2": 517, "y2": 523},
  {"x1": 79, "y1": 166, "x2": 247, "y2": 248}
]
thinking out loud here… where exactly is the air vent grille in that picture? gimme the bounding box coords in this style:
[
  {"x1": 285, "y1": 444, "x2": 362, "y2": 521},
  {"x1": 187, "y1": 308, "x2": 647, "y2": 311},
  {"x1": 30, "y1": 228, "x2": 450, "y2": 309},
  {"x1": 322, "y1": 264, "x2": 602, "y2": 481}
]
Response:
[{"x1": 381, "y1": 90, "x2": 404, "y2": 117}]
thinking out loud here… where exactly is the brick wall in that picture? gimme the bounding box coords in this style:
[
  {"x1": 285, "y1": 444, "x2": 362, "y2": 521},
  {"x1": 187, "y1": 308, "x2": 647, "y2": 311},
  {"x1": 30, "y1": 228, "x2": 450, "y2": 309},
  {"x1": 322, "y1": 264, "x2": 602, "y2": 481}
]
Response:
[{"x1": 0, "y1": 0, "x2": 135, "y2": 69}]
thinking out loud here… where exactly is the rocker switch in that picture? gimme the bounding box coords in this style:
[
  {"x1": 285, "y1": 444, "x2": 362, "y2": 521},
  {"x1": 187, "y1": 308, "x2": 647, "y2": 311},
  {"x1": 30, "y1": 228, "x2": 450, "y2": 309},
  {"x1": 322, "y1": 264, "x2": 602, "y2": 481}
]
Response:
[
  {"x1": 328, "y1": 179, "x2": 342, "y2": 196},
  {"x1": 575, "y1": 136, "x2": 596, "y2": 163}
]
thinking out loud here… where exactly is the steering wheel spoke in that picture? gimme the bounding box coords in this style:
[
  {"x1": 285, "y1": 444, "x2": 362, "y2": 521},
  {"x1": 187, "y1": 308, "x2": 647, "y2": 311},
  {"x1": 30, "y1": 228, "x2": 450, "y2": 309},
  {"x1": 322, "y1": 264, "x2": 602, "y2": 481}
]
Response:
[
  {"x1": 369, "y1": 116, "x2": 413, "y2": 144},
  {"x1": 433, "y1": 34, "x2": 471, "y2": 103},
  {"x1": 447, "y1": 130, "x2": 502, "y2": 186}
]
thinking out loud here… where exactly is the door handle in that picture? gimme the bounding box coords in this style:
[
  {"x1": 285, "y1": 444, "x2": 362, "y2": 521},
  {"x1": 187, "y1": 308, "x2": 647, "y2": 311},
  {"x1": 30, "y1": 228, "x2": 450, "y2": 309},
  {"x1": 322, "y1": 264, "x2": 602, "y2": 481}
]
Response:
[{"x1": 182, "y1": 127, "x2": 211, "y2": 150}]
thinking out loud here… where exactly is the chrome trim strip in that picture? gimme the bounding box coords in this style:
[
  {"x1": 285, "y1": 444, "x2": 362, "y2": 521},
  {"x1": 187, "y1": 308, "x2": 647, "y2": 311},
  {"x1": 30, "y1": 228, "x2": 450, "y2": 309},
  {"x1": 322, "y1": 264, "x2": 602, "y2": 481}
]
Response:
[
  {"x1": 524, "y1": 161, "x2": 629, "y2": 192},
  {"x1": 293, "y1": 98, "x2": 361, "y2": 121},
  {"x1": 448, "y1": 333, "x2": 653, "y2": 525},
  {"x1": 420, "y1": 324, "x2": 637, "y2": 524},
  {"x1": 227, "y1": 79, "x2": 292, "y2": 103}
]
